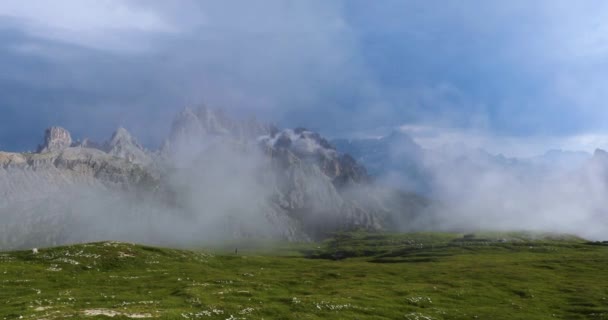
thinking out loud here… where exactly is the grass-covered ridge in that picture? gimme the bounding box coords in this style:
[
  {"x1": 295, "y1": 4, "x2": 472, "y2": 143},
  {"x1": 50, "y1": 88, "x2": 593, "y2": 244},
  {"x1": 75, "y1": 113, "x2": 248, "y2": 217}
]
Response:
[{"x1": 1, "y1": 232, "x2": 607, "y2": 319}]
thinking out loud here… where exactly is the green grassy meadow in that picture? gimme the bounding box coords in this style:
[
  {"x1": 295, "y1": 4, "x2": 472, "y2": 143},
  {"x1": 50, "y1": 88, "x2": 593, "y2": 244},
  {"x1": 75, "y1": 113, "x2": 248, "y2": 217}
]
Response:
[{"x1": 1, "y1": 232, "x2": 607, "y2": 319}]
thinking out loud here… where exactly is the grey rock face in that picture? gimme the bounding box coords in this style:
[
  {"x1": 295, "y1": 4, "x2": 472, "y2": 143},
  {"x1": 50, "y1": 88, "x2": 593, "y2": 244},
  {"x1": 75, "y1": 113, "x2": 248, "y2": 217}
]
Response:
[
  {"x1": 1, "y1": 147, "x2": 158, "y2": 202},
  {"x1": 104, "y1": 127, "x2": 152, "y2": 165},
  {"x1": 259, "y1": 128, "x2": 370, "y2": 187},
  {"x1": 167, "y1": 108, "x2": 206, "y2": 145},
  {"x1": 38, "y1": 127, "x2": 72, "y2": 153},
  {"x1": 161, "y1": 108, "x2": 409, "y2": 238},
  {"x1": 0, "y1": 152, "x2": 27, "y2": 167},
  {"x1": 0, "y1": 144, "x2": 161, "y2": 250},
  {"x1": 265, "y1": 148, "x2": 383, "y2": 238},
  {"x1": 257, "y1": 127, "x2": 429, "y2": 238}
]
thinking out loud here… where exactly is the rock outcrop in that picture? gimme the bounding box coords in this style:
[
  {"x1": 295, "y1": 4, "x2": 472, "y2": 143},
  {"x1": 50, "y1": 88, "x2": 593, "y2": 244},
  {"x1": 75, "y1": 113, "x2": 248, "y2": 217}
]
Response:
[
  {"x1": 1, "y1": 147, "x2": 158, "y2": 202},
  {"x1": 37, "y1": 126, "x2": 72, "y2": 153},
  {"x1": 259, "y1": 128, "x2": 370, "y2": 187},
  {"x1": 104, "y1": 127, "x2": 152, "y2": 165}
]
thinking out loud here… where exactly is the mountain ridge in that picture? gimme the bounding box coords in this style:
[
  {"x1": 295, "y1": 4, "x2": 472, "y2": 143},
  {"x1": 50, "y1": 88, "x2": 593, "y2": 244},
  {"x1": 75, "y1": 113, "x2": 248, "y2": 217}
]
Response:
[{"x1": 0, "y1": 106, "x2": 427, "y2": 249}]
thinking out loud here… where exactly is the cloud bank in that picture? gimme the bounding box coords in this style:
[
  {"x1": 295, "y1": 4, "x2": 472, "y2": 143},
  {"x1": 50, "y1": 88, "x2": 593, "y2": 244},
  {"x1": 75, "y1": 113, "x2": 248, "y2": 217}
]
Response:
[{"x1": 2, "y1": 1, "x2": 608, "y2": 154}]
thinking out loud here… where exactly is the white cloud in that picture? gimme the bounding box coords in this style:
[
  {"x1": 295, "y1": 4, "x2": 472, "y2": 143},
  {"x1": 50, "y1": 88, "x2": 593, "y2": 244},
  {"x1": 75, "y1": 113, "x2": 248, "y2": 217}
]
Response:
[
  {"x1": 399, "y1": 124, "x2": 608, "y2": 157},
  {"x1": 0, "y1": 0, "x2": 180, "y2": 51},
  {"x1": 2, "y1": 0, "x2": 608, "y2": 148}
]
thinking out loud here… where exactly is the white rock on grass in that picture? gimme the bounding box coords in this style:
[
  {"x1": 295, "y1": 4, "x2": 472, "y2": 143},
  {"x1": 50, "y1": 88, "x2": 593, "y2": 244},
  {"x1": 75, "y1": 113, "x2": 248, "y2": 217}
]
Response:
[{"x1": 83, "y1": 309, "x2": 153, "y2": 318}]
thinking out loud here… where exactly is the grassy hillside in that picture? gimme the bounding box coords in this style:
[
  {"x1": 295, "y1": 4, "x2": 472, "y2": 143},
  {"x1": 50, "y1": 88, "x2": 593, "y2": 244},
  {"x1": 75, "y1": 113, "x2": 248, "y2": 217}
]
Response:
[{"x1": 1, "y1": 232, "x2": 607, "y2": 319}]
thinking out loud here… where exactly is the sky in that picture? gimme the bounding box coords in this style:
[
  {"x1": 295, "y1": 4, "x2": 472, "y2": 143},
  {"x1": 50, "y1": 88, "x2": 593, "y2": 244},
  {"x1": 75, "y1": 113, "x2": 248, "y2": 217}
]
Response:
[{"x1": 1, "y1": 1, "x2": 608, "y2": 156}]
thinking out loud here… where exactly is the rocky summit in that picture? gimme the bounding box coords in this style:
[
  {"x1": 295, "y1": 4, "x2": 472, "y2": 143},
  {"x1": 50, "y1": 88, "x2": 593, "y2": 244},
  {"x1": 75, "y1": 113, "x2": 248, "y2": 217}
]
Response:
[
  {"x1": 103, "y1": 127, "x2": 152, "y2": 165},
  {"x1": 37, "y1": 126, "x2": 72, "y2": 153},
  {"x1": 0, "y1": 106, "x2": 427, "y2": 249}
]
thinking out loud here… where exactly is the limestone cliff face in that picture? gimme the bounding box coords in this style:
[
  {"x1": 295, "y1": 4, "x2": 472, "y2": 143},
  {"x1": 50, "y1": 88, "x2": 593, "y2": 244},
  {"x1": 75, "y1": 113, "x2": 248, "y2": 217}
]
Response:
[
  {"x1": 0, "y1": 147, "x2": 158, "y2": 203},
  {"x1": 259, "y1": 128, "x2": 370, "y2": 187},
  {"x1": 1, "y1": 137, "x2": 161, "y2": 249},
  {"x1": 37, "y1": 127, "x2": 72, "y2": 153},
  {"x1": 265, "y1": 147, "x2": 384, "y2": 239},
  {"x1": 104, "y1": 128, "x2": 153, "y2": 165}
]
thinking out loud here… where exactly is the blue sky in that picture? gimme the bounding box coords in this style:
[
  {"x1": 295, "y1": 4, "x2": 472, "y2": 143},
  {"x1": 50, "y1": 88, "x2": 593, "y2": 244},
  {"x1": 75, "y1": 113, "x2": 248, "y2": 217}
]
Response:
[{"x1": 1, "y1": 1, "x2": 608, "y2": 155}]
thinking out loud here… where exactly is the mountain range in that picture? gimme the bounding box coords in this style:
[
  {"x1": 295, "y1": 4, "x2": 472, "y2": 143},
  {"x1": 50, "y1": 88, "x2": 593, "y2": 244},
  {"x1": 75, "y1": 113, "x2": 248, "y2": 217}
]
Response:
[
  {"x1": 0, "y1": 106, "x2": 427, "y2": 249},
  {"x1": 3, "y1": 107, "x2": 607, "y2": 249}
]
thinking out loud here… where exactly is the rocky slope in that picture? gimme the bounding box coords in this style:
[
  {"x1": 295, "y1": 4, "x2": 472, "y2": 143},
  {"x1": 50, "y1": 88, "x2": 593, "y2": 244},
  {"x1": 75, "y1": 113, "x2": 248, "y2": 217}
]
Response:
[{"x1": 0, "y1": 106, "x2": 427, "y2": 249}]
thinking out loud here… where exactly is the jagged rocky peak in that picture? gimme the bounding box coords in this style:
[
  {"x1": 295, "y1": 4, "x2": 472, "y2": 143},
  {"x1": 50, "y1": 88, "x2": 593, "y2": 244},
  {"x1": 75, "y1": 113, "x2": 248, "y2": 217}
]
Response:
[
  {"x1": 107, "y1": 127, "x2": 140, "y2": 148},
  {"x1": 260, "y1": 127, "x2": 335, "y2": 157},
  {"x1": 37, "y1": 126, "x2": 72, "y2": 153},
  {"x1": 259, "y1": 127, "x2": 369, "y2": 186},
  {"x1": 104, "y1": 127, "x2": 151, "y2": 165},
  {"x1": 165, "y1": 106, "x2": 272, "y2": 150},
  {"x1": 169, "y1": 105, "x2": 233, "y2": 139},
  {"x1": 168, "y1": 107, "x2": 205, "y2": 142},
  {"x1": 194, "y1": 105, "x2": 232, "y2": 135}
]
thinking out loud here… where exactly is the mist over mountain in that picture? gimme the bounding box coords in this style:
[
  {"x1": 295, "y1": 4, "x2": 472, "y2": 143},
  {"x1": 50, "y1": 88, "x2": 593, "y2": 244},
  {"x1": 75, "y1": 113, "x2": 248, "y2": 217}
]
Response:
[
  {"x1": 4, "y1": 103, "x2": 607, "y2": 251},
  {"x1": 332, "y1": 132, "x2": 430, "y2": 194},
  {"x1": 333, "y1": 131, "x2": 594, "y2": 193},
  {"x1": 332, "y1": 131, "x2": 608, "y2": 239},
  {"x1": 0, "y1": 106, "x2": 427, "y2": 250},
  {"x1": 2, "y1": 1, "x2": 608, "y2": 249}
]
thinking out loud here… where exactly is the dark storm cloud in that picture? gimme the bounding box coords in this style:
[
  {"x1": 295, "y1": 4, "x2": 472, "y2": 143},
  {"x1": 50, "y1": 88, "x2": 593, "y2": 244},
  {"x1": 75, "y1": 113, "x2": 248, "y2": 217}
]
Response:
[{"x1": 1, "y1": 1, "x2": 608, "y2": 153}]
